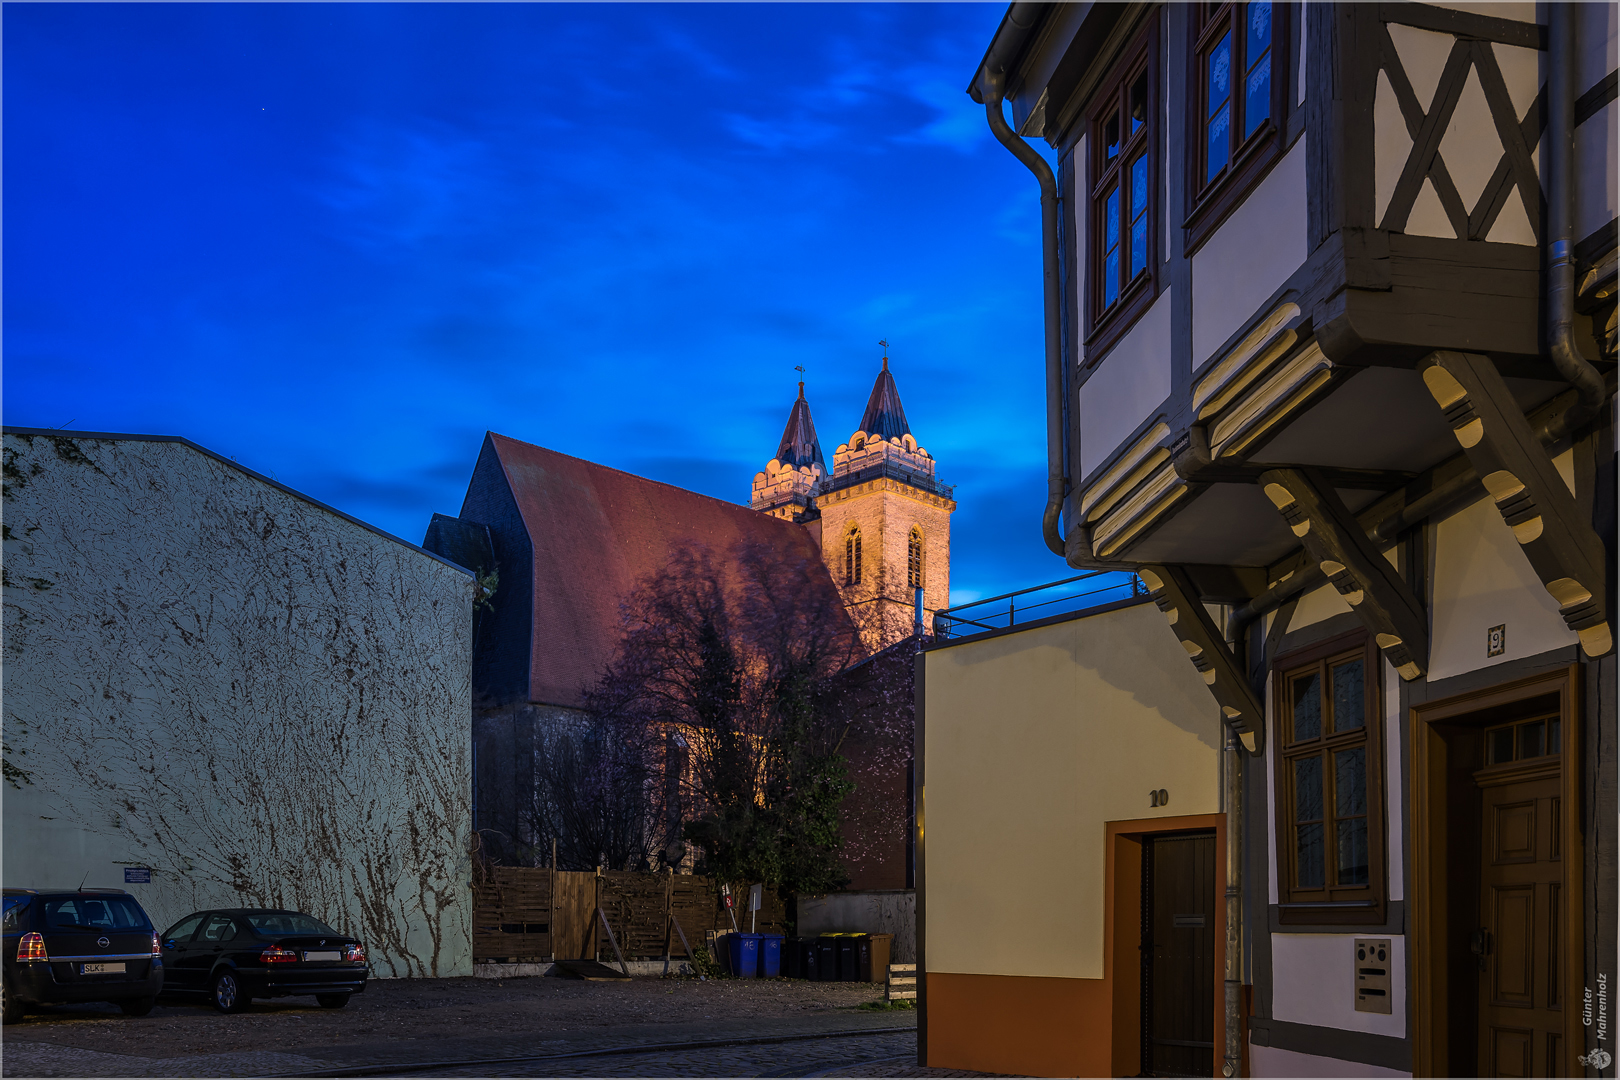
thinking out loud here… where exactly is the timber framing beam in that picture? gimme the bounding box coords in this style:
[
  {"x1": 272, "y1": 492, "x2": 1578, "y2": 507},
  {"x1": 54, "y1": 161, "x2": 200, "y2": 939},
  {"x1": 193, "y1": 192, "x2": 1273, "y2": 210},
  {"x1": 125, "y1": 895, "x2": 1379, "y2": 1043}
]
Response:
[
  {"x1": 1418, "y1": 350, "x2": 1613, "y2": 657},
  {"x1": 1140, "y1": 564, "x2": 1266, "y2": 750},
  {"x1": 1259, "y1": 468, "x2": 1431, "y2": 680}
]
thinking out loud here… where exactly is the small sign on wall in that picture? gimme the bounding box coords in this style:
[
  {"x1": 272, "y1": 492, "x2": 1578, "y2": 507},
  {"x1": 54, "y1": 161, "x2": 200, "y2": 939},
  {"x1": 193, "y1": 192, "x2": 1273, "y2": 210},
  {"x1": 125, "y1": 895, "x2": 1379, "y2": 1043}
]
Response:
[
  {"x1": 1488, "y1": 623, "x2": 1506, "y2": 657},
  {"x1": 123, "y1": 867, "x2": 151, "y2": 884}
]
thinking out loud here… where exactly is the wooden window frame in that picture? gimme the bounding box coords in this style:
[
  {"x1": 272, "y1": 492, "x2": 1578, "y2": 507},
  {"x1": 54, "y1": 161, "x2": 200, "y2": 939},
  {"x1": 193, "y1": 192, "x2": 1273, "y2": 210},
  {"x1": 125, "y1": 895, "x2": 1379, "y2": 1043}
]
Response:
[
  {"x1": 1271, "y1": 629, "x2": 1387, "y2": 925},
  {"x1": 1084, "y1": 12, "x2": 1160, "y2": 362},
  {"x1": 1184, "y1": 2, "x2": 1292, "y2": 255}
]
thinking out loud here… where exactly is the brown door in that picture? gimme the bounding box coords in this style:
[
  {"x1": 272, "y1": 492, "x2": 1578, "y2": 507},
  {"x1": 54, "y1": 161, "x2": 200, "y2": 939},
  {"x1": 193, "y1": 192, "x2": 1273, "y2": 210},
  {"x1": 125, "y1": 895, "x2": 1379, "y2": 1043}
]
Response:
[
  {"x1": 1476, "y1": 768, "x2": 1563, "y2": 1078},
  {"x1": 552, "y1": 871, "x2": 598, "y2": 961},
  {"x1": 1142, "y1": 832, "x2": 1216, "y2": 1078}
]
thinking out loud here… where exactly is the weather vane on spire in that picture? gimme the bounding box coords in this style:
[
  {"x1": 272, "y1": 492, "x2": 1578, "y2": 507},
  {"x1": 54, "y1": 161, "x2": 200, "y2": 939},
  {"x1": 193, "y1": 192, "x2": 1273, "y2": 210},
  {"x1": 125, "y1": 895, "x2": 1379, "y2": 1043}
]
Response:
[{"x1": 879, "y1": 339, "x2": 889, "y2": 370}]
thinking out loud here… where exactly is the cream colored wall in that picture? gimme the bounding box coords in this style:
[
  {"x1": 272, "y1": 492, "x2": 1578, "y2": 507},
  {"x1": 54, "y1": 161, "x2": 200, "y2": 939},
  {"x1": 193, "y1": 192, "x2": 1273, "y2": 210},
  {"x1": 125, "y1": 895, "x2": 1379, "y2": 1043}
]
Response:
[{"x1": 923, "y1": 602, "x2": 1221, "y2": 980}]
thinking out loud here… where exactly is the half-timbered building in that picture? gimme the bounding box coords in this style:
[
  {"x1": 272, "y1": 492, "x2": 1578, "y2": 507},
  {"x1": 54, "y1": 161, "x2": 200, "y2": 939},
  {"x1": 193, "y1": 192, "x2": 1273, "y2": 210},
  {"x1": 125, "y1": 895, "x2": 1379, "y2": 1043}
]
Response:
[{"x1": 915, "y1": 3, "x2": 1617, "y2": 1077}]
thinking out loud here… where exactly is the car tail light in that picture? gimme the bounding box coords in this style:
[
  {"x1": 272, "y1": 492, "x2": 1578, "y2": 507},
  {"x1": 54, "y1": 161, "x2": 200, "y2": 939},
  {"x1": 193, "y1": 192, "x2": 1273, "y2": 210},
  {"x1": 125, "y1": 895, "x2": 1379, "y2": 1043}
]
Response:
[
  {"x1": 17, "y1": 932, "x2": 46, "y2": 962},
  {"x1": 344, "y1": 943, "x2": 366, "y2": 963},
  {"x1": 260, "y1": 944, "x2": 298, "y2": 964},
  {"x1": 151, "y1": 932, "x2": 162, "y2": 958}
]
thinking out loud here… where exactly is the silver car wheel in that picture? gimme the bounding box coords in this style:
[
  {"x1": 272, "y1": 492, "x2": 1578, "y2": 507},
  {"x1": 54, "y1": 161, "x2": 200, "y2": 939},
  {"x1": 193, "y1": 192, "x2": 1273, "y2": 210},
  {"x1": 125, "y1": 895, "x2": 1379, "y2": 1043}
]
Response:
[{"x1": 213, "y1": 972, "x2": 238, "y2": 1012}]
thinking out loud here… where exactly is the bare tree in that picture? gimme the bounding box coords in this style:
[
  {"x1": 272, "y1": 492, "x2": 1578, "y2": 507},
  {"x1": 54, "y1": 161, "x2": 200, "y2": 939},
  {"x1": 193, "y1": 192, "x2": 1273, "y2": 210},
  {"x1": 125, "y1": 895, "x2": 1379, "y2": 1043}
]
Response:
[{"x1": 585, "y1": 540, "x2": 866, "y2": 894}]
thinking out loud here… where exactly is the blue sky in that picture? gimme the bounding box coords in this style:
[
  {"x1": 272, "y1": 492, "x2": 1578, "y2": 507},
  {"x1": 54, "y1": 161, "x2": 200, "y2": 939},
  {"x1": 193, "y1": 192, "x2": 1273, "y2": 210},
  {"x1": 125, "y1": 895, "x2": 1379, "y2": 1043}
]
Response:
[{"x1": 6, "y1": 2, "x2": 1066, "y2": 606}]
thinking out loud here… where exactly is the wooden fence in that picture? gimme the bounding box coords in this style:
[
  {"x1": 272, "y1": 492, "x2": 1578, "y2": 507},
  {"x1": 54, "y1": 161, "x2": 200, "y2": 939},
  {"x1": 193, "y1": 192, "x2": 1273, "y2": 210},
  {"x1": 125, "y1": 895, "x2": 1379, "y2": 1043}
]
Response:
[{"x1": 473, "y1": 867, "x2": 790, "y2": 964}]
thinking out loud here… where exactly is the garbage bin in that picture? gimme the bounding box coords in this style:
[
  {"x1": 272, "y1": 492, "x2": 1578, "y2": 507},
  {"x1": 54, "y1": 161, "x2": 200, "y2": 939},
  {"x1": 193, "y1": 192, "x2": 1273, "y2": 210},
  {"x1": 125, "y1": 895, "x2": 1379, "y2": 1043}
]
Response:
[
  {"x1": 815, "y1": 935, "x2": 838, "y2": 981},
  {"x1": 758, "y1": 934, "x2": 784, "y2": 978},
  {"x1": 795, "y1": 937, "x2": 820, "y2": 981},
  {"x1": 727, "y1": 933, "x2": 760, "y2": 979},
  {"x1": 835, "y1": 934, "x2": 860, "y2": 982},
  {"x1": 867, "y1": 933, "x2": 894, "y2": 984},
  {"x1": 844, "y1": 933, "x2": 869, "y2": 982}
]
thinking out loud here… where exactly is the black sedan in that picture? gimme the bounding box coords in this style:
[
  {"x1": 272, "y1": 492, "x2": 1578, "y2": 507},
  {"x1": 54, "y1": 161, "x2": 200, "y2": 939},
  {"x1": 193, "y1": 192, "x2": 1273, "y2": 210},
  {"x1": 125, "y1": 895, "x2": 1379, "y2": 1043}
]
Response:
[{"x1": 159, "y1": 909, "x2": 368, "y2": 1013}]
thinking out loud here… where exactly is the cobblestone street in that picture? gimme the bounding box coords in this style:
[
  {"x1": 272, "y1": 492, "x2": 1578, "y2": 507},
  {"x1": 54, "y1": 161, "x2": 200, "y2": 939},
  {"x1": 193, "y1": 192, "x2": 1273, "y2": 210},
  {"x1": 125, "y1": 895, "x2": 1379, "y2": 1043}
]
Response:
[{"x1": 0, "y1": 976, "x2": 1001, "y2": 1078}]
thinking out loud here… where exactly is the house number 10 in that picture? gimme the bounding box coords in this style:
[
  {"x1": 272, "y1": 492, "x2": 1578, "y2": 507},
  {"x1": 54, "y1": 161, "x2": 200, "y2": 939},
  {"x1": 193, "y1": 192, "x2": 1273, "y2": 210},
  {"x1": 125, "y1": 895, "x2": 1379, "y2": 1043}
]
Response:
[{"x1": 1149, "y1": 789, "x2": 1169, "y2": 807}]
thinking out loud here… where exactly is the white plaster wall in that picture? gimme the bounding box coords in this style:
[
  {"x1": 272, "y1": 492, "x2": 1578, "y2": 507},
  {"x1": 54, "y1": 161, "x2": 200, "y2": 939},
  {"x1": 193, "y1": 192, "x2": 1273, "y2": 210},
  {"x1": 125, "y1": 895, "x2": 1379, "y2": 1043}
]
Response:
[
  {"x1": 1576, "y1": 100, "x2": 1618, "y2": 244},
  {"x1": 1271, "y1": 933, "x2": 1408, "y2": 1038},
  {"x1": 1251, "y1": 1044, "x2": 1411, "y2": 1079},
  {"x1": 924, "y1": 602, "x2": 1220, "y2": 980},
  {"x1": 1428, "y1": 453, "x2": 1579, "y2": 681},
  {"x1": 1192, "y1": 139, "x2": 1308, "y2": 368},
  {"x1": 2, "y1": 434, "x2": 475, "y2": 978},
  {"x1": 1576, "y1": 0, "x2": 1618, "y2": 92},
  {"x1": 1078, "y1": 288, "x2": 1173, "y2": 479}
]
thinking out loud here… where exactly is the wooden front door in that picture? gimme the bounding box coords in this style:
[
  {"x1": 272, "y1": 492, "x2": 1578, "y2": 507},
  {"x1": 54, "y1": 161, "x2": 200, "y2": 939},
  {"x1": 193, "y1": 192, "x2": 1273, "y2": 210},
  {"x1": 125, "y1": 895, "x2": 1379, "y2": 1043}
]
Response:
[
  {"x1": 1476, "y1": 760, "x2": 1563, "y2": 1078},
  {"x1": 1142, "y1": 832, "x2": 1216, "y2": 1078}
]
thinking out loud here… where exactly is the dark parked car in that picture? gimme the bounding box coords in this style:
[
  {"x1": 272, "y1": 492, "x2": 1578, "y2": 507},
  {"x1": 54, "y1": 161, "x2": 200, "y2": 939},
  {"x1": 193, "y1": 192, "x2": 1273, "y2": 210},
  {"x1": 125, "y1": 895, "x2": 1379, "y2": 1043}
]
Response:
[
  {"x1": 2, "y1": 888, "x2": 164, "y2": 1023},
  {"x1": 159, "y1": 909, "x2": 368, "y2": 1013}
]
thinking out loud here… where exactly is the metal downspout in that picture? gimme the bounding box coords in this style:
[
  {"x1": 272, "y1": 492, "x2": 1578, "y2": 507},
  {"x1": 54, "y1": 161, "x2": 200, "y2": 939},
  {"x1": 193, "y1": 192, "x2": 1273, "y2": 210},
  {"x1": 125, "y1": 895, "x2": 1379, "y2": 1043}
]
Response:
[
  {"x1": 1536, "y1": 2, "x2": 1608, "y2": 446},
  {"x1": 1223, "y1": 734, "x2": 1243, "y2": 1078},
  {"x1": 980, "y1": 66, "x2": 1067, "y2": 558}
]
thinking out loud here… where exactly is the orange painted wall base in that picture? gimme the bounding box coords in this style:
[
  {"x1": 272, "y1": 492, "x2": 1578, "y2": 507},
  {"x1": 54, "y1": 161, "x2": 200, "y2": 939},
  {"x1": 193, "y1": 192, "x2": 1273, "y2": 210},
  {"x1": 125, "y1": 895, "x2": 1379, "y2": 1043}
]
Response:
[{"x1": 925, "y1": 971, "x2": 1110, "y2": 1078}]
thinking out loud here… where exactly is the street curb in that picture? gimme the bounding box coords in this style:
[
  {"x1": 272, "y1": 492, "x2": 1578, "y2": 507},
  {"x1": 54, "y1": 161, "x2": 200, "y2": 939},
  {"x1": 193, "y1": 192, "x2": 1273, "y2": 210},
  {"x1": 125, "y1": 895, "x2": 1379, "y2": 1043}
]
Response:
[{"x1": 272, "y1": 1023, "x2": 918, "y2": 1078}]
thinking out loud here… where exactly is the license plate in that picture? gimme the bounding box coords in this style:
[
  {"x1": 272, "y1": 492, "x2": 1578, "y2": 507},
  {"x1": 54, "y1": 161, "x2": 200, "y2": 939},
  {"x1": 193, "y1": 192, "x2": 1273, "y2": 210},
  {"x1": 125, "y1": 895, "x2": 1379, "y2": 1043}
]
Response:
[
  {"x1": 80, "y1": 962, "x2": 125, "y2": 975},
  {"x1": 302, "y1": 951, "x2": 341, "y2": 962}
]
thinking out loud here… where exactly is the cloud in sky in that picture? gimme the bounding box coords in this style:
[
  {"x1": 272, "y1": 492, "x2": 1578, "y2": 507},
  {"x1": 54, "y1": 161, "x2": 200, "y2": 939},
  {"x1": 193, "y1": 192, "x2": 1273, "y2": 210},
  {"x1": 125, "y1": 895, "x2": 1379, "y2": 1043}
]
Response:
[{"x1": 5, "y1": 2, "x2": 1069, "y2": 603}]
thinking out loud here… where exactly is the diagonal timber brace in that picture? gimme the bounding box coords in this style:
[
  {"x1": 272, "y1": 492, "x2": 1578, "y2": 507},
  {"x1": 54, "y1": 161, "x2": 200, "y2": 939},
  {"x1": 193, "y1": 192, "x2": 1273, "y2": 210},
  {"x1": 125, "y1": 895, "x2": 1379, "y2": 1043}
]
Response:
[
  {"x1": 1418, "y1": 350, "x2": 1612, "y2": 658},
  {"x1": 1140, "y1": 564, "x2": 1266, "y2": 751},
  {"x1": 1260, "y1": 468, "x2": 1431, "y2": 681}
]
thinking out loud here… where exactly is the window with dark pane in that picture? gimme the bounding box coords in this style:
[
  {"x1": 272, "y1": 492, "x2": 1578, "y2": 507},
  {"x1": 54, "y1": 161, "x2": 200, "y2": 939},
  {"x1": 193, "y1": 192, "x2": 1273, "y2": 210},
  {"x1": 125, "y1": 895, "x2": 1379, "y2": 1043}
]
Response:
[
  {"x1": 1274, "y1": 637, "x2": 1384, "y2": 916},
  {"x1": 1485, "y1": 715, "x2": 1561, "y2": 766},
  {"x1": 1244, "y1": 2, "x2": 1272, "y2": 139},
  {"x1": 1088, "y1": 15, "x2": 1156, "y2": 332},
  {"x1": 1294, "y1": 756, "x2": 1324, "y2": 888}
]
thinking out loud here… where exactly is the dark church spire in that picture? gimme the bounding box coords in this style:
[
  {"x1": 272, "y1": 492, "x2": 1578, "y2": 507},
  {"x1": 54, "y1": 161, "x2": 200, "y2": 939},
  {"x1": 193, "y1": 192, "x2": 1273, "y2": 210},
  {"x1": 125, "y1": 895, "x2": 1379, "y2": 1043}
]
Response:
[
  {"x1": 858, "y1": 346, "x2": 911, "y2": 441},
  {"x1": 774, "y1": 378, "x2": 824, "y2": 469}
]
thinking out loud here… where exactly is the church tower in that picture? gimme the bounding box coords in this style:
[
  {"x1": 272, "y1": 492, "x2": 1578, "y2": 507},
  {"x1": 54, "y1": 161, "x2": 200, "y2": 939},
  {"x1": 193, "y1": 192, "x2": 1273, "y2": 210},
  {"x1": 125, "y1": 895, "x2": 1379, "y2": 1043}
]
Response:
[
  {"x1": 750, "y1": 378, "x2": 826, "y2": 523},
  {"x1": 814, "y1": 352, "x2": 954, "y2": 646}
]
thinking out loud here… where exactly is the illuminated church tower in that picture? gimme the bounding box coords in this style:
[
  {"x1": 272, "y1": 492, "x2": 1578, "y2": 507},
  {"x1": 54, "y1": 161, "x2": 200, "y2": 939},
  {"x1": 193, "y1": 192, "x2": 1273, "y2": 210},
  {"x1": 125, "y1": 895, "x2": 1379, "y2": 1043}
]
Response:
[{"x1": 751, "y1": 350, "x2": 955, "y2": 646}]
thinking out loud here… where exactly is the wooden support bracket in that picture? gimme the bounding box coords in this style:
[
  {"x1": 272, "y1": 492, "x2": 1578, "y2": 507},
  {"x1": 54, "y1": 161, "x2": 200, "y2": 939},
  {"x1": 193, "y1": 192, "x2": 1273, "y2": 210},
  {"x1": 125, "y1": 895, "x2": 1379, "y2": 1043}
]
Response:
[
  {"x1": 1140, "y1": 564, "x2": 1266, "y2": 751},
  {"x1": 1417, "y1": 350, "x2": 1612, "y2": 657},
  {"x1": 1259, "y1": 467, "x2": 1431, "y2": 680}
]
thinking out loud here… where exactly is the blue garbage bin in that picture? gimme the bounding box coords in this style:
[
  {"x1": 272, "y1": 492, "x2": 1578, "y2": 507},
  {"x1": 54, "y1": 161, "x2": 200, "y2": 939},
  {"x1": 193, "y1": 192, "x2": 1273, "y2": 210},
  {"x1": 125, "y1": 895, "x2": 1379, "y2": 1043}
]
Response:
[
  {"x1": 727, "y1": 933, "x2": 760, "y2": 979},
  {"x1": 758, "y1": 934, "x2": 784, "y2": 978}
]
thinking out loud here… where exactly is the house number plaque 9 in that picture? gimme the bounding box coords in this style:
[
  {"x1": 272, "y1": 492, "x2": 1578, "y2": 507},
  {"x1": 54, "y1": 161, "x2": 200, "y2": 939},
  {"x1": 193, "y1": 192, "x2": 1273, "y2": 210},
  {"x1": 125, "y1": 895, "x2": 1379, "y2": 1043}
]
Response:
[{"x1": 1149, "y1": 789, "x2": 1169, "y2": 807}]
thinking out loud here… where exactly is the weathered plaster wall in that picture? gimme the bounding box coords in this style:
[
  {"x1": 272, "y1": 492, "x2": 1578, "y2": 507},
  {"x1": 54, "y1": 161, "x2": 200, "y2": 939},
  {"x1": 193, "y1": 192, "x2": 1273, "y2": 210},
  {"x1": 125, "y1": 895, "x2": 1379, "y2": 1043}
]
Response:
[{"x1": 2, "y1": 433, "x2": 474, "y2": 977}]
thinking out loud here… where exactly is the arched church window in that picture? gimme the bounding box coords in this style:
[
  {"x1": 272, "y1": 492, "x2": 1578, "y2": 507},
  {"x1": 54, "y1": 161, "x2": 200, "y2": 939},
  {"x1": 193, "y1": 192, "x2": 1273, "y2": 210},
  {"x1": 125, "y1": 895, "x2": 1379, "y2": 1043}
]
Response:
[
  {"x1": 908, "y1": 528, "x2": 924, "y2": 589},
  {"x1": 845, "y1": 527, "x2": 863, "y2": 585}
]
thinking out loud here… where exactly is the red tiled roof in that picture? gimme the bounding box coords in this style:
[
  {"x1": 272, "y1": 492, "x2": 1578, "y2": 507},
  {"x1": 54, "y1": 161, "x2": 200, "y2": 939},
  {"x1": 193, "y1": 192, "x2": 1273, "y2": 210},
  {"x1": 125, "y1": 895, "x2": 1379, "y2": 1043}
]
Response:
[{"x1": 487, "y1": 433, "x2": 836, "y2": 708}]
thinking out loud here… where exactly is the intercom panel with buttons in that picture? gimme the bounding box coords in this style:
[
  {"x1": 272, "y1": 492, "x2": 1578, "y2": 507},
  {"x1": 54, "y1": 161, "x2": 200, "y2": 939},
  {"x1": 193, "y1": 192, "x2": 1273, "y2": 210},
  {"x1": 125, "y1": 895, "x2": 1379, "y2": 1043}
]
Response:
[{"x1": 1354, "y1": 938, "x2": 1392, "y2": 1014}]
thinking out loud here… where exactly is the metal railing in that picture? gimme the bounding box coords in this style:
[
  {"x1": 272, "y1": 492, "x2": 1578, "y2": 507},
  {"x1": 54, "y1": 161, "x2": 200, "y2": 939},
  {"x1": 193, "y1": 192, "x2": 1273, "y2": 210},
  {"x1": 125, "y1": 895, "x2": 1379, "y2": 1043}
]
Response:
[{"x1": 932, "y1": 570, "x2": 1146, "y2": 640}]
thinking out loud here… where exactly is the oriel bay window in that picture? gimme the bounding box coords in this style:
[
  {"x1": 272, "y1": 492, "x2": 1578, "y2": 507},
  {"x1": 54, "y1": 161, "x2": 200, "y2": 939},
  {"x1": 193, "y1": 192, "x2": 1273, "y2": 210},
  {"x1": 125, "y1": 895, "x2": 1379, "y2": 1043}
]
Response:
[
  {"x1": 1087, "y1": 13, "x2": 1158, "y2": 350},
  {"x1": 1274, "y1": 634, "x2": 1386, "y2": 923}
]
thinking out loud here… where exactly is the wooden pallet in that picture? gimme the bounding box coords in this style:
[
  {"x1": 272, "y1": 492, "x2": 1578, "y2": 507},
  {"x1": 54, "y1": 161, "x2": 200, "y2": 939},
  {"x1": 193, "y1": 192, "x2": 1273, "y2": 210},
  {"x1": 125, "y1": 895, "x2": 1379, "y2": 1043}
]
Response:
[{"x1": 886, "y1": 963, "x2": 917, "y2": 1001}]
